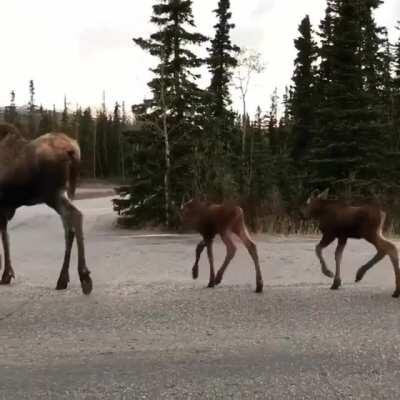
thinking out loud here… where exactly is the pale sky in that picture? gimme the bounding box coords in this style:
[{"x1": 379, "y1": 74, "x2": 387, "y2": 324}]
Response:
[{"x1": 1, "y1": 0, "x2": 399, "y2": 116}]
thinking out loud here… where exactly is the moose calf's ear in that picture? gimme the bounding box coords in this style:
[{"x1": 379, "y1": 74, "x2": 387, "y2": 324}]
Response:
[
  {"x1": 307, "y1": 189, "x2": 319, "y2": 203},
  {"x1": 318, "y1": 188, "x2": 330, "y2": 200}
]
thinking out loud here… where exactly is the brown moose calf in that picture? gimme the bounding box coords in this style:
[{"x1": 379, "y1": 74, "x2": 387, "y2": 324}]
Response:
[
  {"x1": 303, "y1": 189, "x2": 400, "y2": 298},
  {"x1": 181, "y1": 199, "x2": 263, "y2": 293}
]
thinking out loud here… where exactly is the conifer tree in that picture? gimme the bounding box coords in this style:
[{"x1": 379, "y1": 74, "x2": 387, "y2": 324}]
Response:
[
  {"x1": 4, "y1": 90, "x2": 18, "y2": 125},
  {"x1": 110, "y1": 102, "x2": 122, "y2": 177},
  {"x1": 129, "y1": 0, "x2": 207, "y2": 225},
  {"x1": 268, "y1": 88, "x2": 279, "y2": 155},
  {"x1": 310, "y1": 0, "x2": 390, "y2": 197},
  {"x1": 95, "y1": 109, "x2": 109, "y2": 177},
  {"x1": 78, "y1": 108, "x2": 95, "y2": 177},
  {"x1": 291, "y1": 15, "x2": 318, "y2": 161},
  {"x1": 52, "y1": 105, "x2": 59, "y2": 130},
  {"x1": 38, "y1": 106, "x2": 53, "y2": 134},
  {"x1": 28, "y1": 80, "x2": 36, "y2": 137},
  {"x1": 207, "y1": 0, "x2": 240, "y2": 119},
  {"x1": 61, "y1": 95, "x2": 70, "y2": 134}
]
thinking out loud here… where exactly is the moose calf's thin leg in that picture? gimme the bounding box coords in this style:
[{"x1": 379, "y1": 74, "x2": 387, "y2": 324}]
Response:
[
  {"x1": 0, "y1": 227, "x2": 15, "y2": 284},
  {"x1": 390, "y1": 250, "x2": 400, "y2": 298},
  {"x1": 316, "y1": 235, "x2": 335, "y2": 278},
  {"x1": 235, "y1": 226, "x2": 263, "y2": 293},
  {"x1": 56, "y1": 227, "x2": 75, "y2": 290},
  {"x1": 355, "y1": 251, "x2": 385, "y2": 283},
  {"x1": 214, "y1": 232, "x2": 236, "y2": 286},
  {"x1": 192, "y1": 240, "x2": 206, "y2": 280},
  {"x1": 331, "y1": 238, "x2": 346, "y2": 290},
  {"x1": 206, "y1": 240, "x2": 215, "y2": 288},
  {"x1": 59, "y1": 194, "x2": 92, "y2": 295},
  {"x1": 380, "y1": 238, "x2": 400, "y2": 298}
]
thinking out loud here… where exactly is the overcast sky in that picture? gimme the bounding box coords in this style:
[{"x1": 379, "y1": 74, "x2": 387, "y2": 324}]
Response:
[{"x1": 1, "y1": 0, "x2": 399, "y2": 116}]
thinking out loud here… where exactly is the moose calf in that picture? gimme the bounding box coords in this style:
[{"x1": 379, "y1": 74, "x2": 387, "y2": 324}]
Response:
[
  {"x1": 181, "y1": 199, "x2": 263, "y2": 293},
  {"x1": 303, "y1": 189, "x2": 400, "y2": 297}
]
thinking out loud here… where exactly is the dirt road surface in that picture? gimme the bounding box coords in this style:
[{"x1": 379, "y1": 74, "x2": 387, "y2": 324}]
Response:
[{"x1": 1, "y1": 192, "x2": 400, "y2": 399}]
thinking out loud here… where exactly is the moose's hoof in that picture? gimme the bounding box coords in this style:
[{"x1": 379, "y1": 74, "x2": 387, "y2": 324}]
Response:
[
  {"x1": 192, "y1": 267, "x2": 199, "y2": 280},
  {"x1": 0, "y1": 274, "x2": 14, "y2": 285},
  {"x1": 56, "y1": 274, "x2": 69, "y2": 290},
  {"x1": 322, "y1": 269, "x2": 334, "y2": 278},
  {"x1": 56, "y1": 279, "x2": 68, "y2": 291},
  {"x1": 207, "y1": 281, "x2": 215, "y2": 288},
  {"x1": 255, "y1": 283, "x2": 263, "y2": 293},
  {"x1": 81, "y1": 275, "x2": 93, "y2": 295},
  {"x1": 330, "y1": 278, "x2": 341, "y2": 290},
  {"x1": 214, "y1": 275, "x2": 222, "y2": 286},
  {"x1": 392, "y1": 289, "x2": 400, "y2": 298},
  {"x1": 355, "y1": 267, "x2": 366, "y2": 283}
]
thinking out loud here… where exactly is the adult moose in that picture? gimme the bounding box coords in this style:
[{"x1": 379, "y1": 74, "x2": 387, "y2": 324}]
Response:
[
  {"x1": 181, "y1": 199, "x2": 263, "y2": 293},
  {"x1": 0, "y1": 123, "x2": 92, "y2": 294},
  {"x1": 303, "y1": 189, "x2": 400, "y2": 298}
]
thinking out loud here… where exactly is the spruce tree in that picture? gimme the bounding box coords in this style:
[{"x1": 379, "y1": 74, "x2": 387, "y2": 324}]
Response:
[
  {"x1": 268, "y1": 88, "x2": 279, "y2": 155},
  {"x1": 95, "y1": 109, "x2": 109, "y2": 178},
  {"x1": 28, "y1": 80, "x2": 36, "y2": 137},
  {"x1": 38, "y1": 106, "x2": 53, "y2": 134},
  {"x1": 207, "y1": 0, "x2": 240, "y2": 119},
  {"x1": 310, "y1": 0, "x2": 390, "y2": 197},
  {"x1": 4, "y1": 90, "x2": 18, "y2": 125},
  {"x1": 390, "y1": 23, "x2": 400, "y2": 183},
  {"x1": 52, "y1": 105, "x2": 59, "y2": 130},
  {"x1": 318, "y1": 0, "x2": 338, "y2": 94},
  {"x1": 291, "y1": 15, "x2": 318, "y2": 161},
  {"x1": 61, "y1": 95, "x2": 70, "y2": 134},
  {"x1": 133, "y1": 0, "x2": 206, "y2": 121},
  {"x1": 110, "y1": 102, "x2": 122, "y2": 177},
  {"x1": 78, "y1": 108, "x2": 95, "y2": 177},
  {"x1": 129, "y1": 0, "x2": 207, "y2": 225}
]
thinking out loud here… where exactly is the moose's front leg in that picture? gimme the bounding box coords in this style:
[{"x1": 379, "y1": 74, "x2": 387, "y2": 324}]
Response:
[
  {"x1": 192, "y1": 240, "x2": 206, "y2": 280},
  {"x1": 206, "y1": 240, "x2": 215, "y2": 288},
  {"x1": 0, "y1": 226, "x2": 15, "y2": 285},
  {"x1": 316, "y1": 234, "x2": 335, "y2": 279},
  {"x1": 331, "y1": 237, "x2": 347, "y2": 290}
]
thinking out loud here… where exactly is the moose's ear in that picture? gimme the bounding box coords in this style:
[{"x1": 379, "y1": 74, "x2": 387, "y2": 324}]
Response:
[
  {"x1": 307, "y1": 189, "x2": 319, "y2": 203},
  {"x1": 318, "y1": 188, "x2": 330, "y2": 200}
]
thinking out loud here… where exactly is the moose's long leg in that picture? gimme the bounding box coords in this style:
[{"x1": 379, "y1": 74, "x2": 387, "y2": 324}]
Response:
[
  {"x1": 55, "y1": 193, "x2": 92, "y2": 295},
  {"x1": 205, "y1": 239, "x2": 215, "y2": 288},
  {"x1": 355, "y1": 251, "x2": 385, "y2": 283},
  {"x1": 192, "y1": 240, "x2": 206, "y2": 280},
  {"x1": 233, "y1": 221, "x2": 263, "y2": 293},
  {"x1": 0, "y1": 224, "x2": 15, "y2": 284},
  {"x1": 358, "y1": 235, "x2": 400, "y2": 298},
  {"x1": 331, "y1": 237, "x2": 347, "y2": 290},
  {"x1": 386, "y1": 241, "x2": 400, "y2": 298},
  {"x1": 214, "y1": 232, "x2": 236, "y2": 286},
  {"x1": 55, "y1": 226, "x2": 75, "y2": 290},
  {"x1": 316, "y1": 234, "x2": 335, "y2": 278}
]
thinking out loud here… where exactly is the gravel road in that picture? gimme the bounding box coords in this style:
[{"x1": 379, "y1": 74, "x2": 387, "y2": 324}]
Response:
[{"x1": 1, "y1": 193, "x2": 400, "y2": 399}]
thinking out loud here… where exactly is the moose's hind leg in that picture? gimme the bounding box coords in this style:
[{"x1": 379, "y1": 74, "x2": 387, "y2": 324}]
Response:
[
  {"x1": 56, "y1": 229, "x2": 75, "y2": 290},
  {"x1": 355, "y1": 251, "x2": 385, "y2": 283},
  {"x1": 214, "y1": 232, "x2": 236, "y2": 286},
  {"x1": 57, "y1": 194, "x2": 92, "y2": 295},
  {"x1": 233, "y1": 221, "x2": 263, "y2": 293},
  {"x1": 205, "y1": 240, "x2": 215, "y2": 288}
]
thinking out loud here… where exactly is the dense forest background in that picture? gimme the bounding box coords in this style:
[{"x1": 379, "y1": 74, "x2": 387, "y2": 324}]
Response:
[{"x1": 2, "y1": 0, "x2": 400, "y2": 233}]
